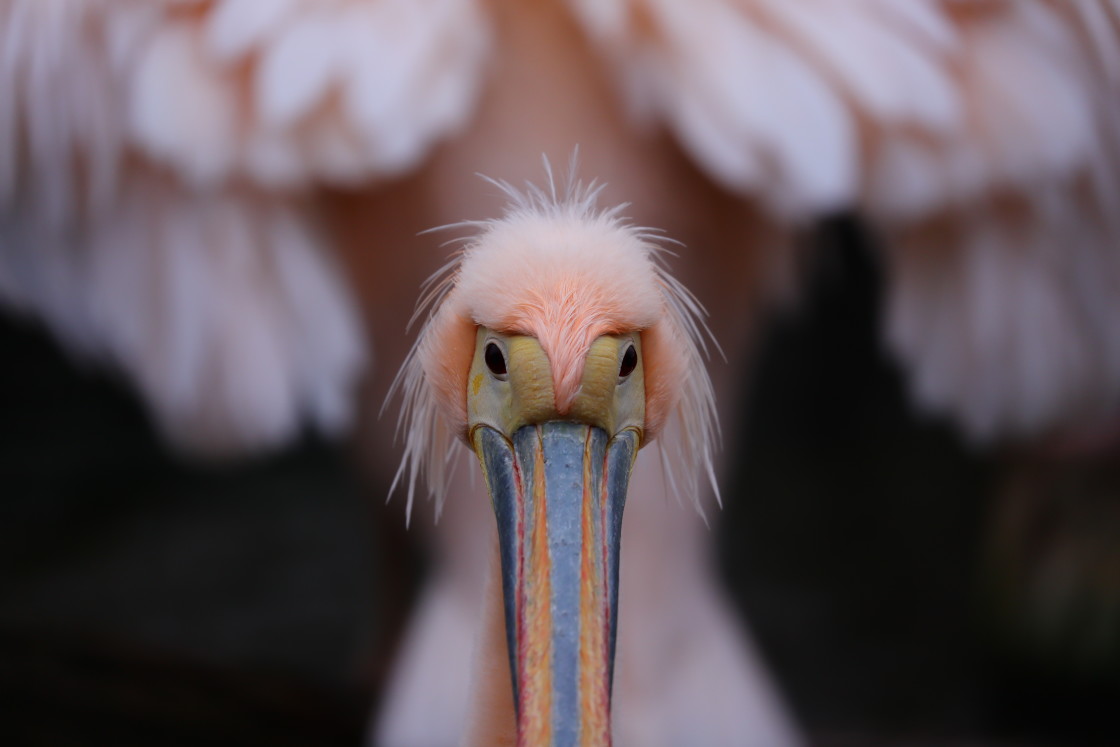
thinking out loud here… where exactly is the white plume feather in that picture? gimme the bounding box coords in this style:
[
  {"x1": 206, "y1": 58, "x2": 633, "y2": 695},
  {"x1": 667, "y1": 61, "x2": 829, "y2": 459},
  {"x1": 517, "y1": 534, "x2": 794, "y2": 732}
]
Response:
[
  {"x1": 0, "y1": 0, "x2": 492, "y2": 454},
  {"x1": 4, "y1": 0, "x2": 1119, "y2": 452},
  {"x1": 1, "y1": 0, "x2": 491, "y2": 193},
  {"x1": 0, "y1": 170, "x2": 367, "y2": 455},
  {"x1": 570, "y1": 0, "x2": 1120, "y2": 441}
]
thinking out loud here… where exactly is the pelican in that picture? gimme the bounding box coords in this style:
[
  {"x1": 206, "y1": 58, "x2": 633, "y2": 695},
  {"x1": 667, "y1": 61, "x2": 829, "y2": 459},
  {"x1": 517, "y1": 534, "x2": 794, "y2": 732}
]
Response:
[
  {"x1": 384, "y1": 168, "x2": 732, "y2": 743},
  {"x1": 2, "y1": 1, "x2": 1120, "y2": 745}
]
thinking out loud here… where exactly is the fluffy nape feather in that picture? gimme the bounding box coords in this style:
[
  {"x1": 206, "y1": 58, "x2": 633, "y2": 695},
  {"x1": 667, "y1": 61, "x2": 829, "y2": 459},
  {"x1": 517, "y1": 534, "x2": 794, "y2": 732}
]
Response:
[{"x1": 388, "y1": 160, "x2": 719, "y2": 523}]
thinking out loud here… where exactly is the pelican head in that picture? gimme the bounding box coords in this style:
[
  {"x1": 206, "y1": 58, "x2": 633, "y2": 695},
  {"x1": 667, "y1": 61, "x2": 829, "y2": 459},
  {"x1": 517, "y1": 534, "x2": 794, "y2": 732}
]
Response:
[{"x1": 392, "y1": 166, "x2": 716, "y2": 744}]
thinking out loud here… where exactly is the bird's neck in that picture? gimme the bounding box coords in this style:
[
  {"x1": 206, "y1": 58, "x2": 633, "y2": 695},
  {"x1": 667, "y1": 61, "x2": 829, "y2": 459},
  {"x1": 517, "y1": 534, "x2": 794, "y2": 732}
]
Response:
[{"x1": 462, "y1": 534, "x2": 518, "y2": 746}]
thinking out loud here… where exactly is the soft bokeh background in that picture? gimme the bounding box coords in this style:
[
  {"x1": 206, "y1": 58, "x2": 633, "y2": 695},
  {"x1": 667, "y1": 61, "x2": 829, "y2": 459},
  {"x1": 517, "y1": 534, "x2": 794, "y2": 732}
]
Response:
[{"x1": 2, "y1": 218, "x2": 1115, "y2": 746}]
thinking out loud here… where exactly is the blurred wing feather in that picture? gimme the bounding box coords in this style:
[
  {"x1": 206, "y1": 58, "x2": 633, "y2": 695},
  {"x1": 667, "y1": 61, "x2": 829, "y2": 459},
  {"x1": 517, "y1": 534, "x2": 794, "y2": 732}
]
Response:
[
  {"x1": 130, "y1": 0, "x2": 491, "y2": 188},
  {"x1": 0, "y1": 0, "x2": 491, "y2": 217},
  {"x1": 0, "y1": 171, "x2": 367, "y2": 455},
  {"x1": 877, "y1": 3, "x2": 1120, "y2": 440},
  {"x1": 572, "y1": 0, "x2": 1120, "y2": 440},
  {"x1": 0, "y1": 0, "x2": 490, "y2": 453}
]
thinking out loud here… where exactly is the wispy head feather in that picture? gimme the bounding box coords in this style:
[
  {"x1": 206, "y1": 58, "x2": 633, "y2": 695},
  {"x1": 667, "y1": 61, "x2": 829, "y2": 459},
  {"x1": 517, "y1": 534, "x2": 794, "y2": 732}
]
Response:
[{"x1": 387, "y1": 156, "x2": 719, "y2": 523}]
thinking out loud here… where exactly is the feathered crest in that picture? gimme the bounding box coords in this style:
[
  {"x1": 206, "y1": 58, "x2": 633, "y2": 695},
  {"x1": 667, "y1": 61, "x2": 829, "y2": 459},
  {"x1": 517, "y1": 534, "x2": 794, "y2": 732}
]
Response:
[{"x1": 386, "y1": 155, "x2": 720, "y2": 524}]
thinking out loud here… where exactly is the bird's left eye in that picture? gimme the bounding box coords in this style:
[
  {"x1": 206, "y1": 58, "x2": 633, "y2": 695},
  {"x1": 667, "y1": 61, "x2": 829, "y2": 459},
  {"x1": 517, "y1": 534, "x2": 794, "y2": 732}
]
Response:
[
  {"x1": 619, "y1": 344, "x2": 638, "y2": 378},
  {"x1": 485, "y1": 342, "x2": 508, "y2": 378}
]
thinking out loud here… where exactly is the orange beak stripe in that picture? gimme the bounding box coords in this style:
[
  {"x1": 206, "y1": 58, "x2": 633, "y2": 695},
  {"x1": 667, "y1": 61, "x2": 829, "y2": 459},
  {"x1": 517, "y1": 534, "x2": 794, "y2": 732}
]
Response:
[{"x1": 473, "y1": 422, "x2": 637, "y2": 747}]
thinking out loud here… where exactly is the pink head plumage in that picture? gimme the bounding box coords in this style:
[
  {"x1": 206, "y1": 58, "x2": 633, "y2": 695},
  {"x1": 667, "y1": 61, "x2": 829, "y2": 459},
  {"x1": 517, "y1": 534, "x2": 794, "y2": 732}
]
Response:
[{"x1": 388, "y1": 158, "x2": 719, "y2": 522}]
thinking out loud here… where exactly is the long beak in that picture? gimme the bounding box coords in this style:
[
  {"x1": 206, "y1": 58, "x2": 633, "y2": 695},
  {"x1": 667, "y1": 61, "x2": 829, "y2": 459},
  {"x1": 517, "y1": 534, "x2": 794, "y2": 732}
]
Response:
[{"x1": 472, "y1": 421, "x2": 638, "y2": 746}]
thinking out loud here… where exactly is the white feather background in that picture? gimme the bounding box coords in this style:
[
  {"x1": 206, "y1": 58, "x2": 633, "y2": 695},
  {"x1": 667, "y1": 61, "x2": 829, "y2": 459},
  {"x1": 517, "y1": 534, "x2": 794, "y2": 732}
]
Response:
[
  {"x1": 0, "y1": 0, "x2": 491, "y2": 453},
  {"x1": 2, "y1": 0, "x2": 1118, "y2": 449},
  {"x1": 569, "y1": 0, "x2": 1120, "y2": 441},
  {"x1": 0, "y1": 173, "x2": 367, "y2": 454},
  {"x1": 128, "y1": 0, "x2": 490, "y2": 187},
  {"x1": 4, "y1": 4, "x2": 1119, "y2": 746}
]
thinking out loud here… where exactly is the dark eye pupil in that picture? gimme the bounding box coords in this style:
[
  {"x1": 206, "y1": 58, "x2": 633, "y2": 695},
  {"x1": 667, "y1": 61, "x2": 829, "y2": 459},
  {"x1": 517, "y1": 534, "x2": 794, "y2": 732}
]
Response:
[
  {"x1": 485, "y1": 342, "x2": 507, "y2": 376},
  {"x1": 619, "y1": 345, "x2": 638, "y2": 378}
]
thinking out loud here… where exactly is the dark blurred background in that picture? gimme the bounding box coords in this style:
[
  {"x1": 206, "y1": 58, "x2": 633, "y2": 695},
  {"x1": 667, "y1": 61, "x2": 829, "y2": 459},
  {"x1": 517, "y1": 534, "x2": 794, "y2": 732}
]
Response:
[{"x1": 1, "y1": 220, "x2": 1116, "y2": 746}]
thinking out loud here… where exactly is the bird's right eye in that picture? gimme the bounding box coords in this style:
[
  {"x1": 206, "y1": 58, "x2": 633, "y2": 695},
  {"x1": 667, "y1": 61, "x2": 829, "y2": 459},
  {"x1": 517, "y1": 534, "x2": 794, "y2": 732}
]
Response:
[
  {"x1": 619, "y1": 344, "x2": 638, "y2": 378},
  {"x1": 485, "y1": 342, "x2": 508, "y2": 377}
]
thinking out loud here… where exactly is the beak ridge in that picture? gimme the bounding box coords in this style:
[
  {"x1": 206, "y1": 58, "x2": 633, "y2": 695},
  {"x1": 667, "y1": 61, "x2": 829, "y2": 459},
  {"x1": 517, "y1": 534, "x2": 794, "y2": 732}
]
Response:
[{"x1": 473, "y1": 422, "x2": 637, "y2": 746}]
